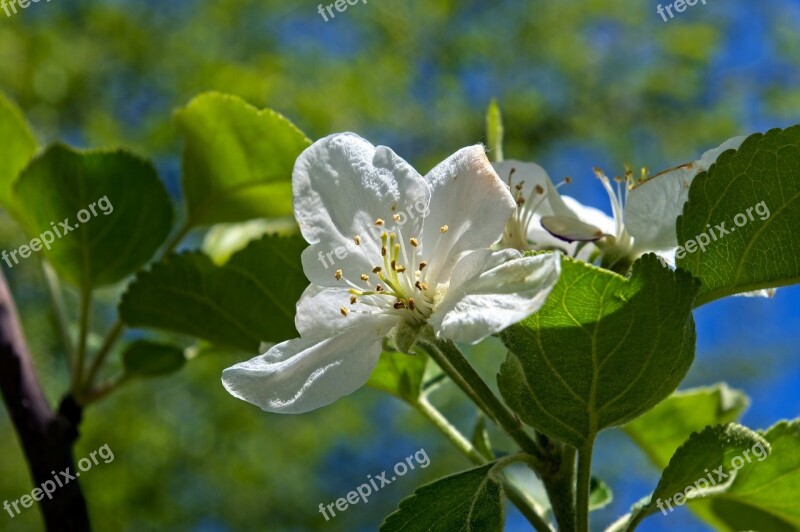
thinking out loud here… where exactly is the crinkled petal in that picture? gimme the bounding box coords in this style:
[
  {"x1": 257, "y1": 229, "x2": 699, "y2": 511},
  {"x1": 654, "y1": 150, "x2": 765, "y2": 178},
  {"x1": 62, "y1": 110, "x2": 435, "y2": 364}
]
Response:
[
  {"x1": 625, "y1": 136, "x2": 747, "y2": 252},
  {"x1": 222, "y1": 314, "x2": 397, "y2": 414},
  {"x1": 293, "y1": 133, "x2": 430, "y2": 287},
  {"x1": 420, "y1": 146, "x2": 516, "y2": 286},
  {"x1": 295, "y1": 283, "x2": 394, "y2": 336},
  {"x1": 429, "y1": 249, "x2": 561, "y2": 344}
]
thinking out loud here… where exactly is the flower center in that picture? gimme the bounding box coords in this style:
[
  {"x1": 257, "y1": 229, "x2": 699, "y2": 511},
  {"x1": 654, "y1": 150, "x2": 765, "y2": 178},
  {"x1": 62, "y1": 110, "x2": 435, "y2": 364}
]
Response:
[
  {"x1": 335, "y1": 215, "x2": 444, "y2": 324},
  {"x1": 502, "y1": 167, "x2": 571, "y2": 250}
]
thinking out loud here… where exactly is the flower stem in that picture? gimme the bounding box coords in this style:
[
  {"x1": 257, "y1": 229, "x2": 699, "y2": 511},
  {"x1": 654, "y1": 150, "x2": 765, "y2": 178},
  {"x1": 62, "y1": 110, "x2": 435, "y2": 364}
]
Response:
[
  {"x1": 70, "y1": 287, "x2": 91, "y2": 394},
  {"x1": 83, "y1": 320, "x2": 124, "y2": 391},
  {"x1": 420, "y1": 335, "x2": 547, "y2": 467},
  {"x1": 413, "y1": 397, "x2": 552, "y2": 532},
  {"x1": 576, "y1": 439, "x2": 595, "y2": 532}
]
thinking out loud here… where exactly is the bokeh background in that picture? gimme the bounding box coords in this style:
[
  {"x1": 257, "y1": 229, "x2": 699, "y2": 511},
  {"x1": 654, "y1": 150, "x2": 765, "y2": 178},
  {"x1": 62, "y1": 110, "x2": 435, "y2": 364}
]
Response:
[{"x1": 1, "y1": 0, "x2": 799, "y2": 530}]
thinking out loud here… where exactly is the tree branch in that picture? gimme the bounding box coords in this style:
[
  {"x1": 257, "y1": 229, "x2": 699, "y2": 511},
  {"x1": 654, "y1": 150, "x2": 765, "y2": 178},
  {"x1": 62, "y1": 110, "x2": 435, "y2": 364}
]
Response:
[{"x1": 0, "y1": 269, "x2": 90, "y2": 531}]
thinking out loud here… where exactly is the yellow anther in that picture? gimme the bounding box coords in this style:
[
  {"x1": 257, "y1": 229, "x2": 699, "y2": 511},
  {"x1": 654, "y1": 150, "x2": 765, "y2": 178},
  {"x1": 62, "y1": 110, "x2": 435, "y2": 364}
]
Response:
[
  {"x1": 375, "y1": 218, "x2": 384, "y2": 226},
  {"x1": 350, "y1": 295, "x2": 357, "y2": 304},
  {"x1": 340, "y1": 307, "x2": 349, "y2": 316},
  {"x1": 335, "y1": 269, "x2": 343, "y2": 280},
  {"x1": 415, "y1": 281, "x2": 428, "y2": 291},
  {"x1": 360, "y1": 273, "x2": 370, "y2": 282},
  {"x1": 410, "y1": 237, "x2": 419, "y2": 247},
  {"x1": 372, "y1": 266, "x2": 382, "y2": 273},
  {"x1": 381, "y1": 246, "x2": 387, "y2": 257},
  {"x1": 419, "y1": 261, "x2": 428, "y2": 270},
  {"x1": 393, "y1": 301, "x2": 405, "y2": 309},
  {"x1": 535, "y1": 184, "x2": 544, "y2": 194},
  {"x1": 396, "y1": 265, "x2": 406, "y2": 273},
  {"x1": 376, "y1": 284, "x2": 384, "y2": 292},
  {"x1": 391, "y1": 260, "x2": 397, "y2": 271},
  {"x1": 440, "y1": 225, "x2": 449, "y2": 233},
  {"x1": 354, "y1": 235, "x2": 361, "y2": 245},
  {"x1": 408, "y1": 298, "x2": 415, "y2": 311},
  {"x1": 393, "y1": 214, "x2": 402, "y2": 222}
]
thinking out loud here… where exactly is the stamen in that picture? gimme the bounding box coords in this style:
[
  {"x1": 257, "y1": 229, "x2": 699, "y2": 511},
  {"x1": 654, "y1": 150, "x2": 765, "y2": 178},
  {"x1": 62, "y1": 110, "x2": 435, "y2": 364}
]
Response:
[
  {"x1": 410, "y1": 237, "x2": 419, "y2": 247},
  {"x1": 354, "y1": 235, "x2": 361, "y2": 245},
  {"x1": 372, "y1": 266, "x2": 382, "y2": 273},
  {"x1": 393, "y1": 213, "x2": 402, "y2": 222},
  {"x1": 419, "y1": 261, "x2": 428, "y2": 270},
  {"x1": 375, "y1": 218, "x2": 384, "y2": 226},
  {"x1": 415, "y1": 281, "x2": 428, "y2": 291},
  {"x1": 535, "y1": 184, "x2": 544, "y2": 194},
  {"x1": 376, "y1": 284, "x2": 384, "y2": 291},
  {"x1": 396, "y1": 265, "x2": 406, "y2": 273},
  {"x1": 440, "y1": 225, "x2": 449, "y2": 233},
  {"x1": 381, "y1": 246, "x2": 387, "y2": 256},
  {"x1": 408, "y1": 298, "x2": 415, "y2": 310},
  {"x1": 340, "y1": 307, "x2": 349, "y2": 316},
  {"x1": 335, "y1": 269, "x2": 343, "y2": 281},
  {"x1": 393, "y1": 301, "x2": 405, "y2": 309},
  {"x1": 360, "y1": 274, "x2": 370, "y2": 282},
  {"x1": 350, "y1": 295, "x2": 357, "y2": 304}
]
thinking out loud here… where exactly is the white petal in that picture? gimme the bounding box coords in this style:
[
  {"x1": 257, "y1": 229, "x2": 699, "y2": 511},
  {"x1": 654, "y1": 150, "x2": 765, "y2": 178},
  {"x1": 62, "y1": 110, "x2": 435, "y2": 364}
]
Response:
[
  {"x1": 492, "y1": 161, "x2": 576, "y2": 218},
  {"x1": 293, "y1": 133, "x2": 430, "y2": 287},
  {"x1": 222, "y1": 314, "x2": 397, "y2": 414},
  {"x1": 562, "y1": 196, "x2": 617, "y2": 236},
  {"x1": 294, "y1": 283, "x2": 388, "y2": 336},
  {"x1": 625, "y1": 136, "x2": 747, "y2": 252},
  {"x1": 420, "y1": 146, "x2": 516, "y2": 286},
  {"x1": 540, "y1": 215, "x2": 607, "y2": 242},
  {"x1": 430, "y1": 249, "x2": 561, "y2": 344}
]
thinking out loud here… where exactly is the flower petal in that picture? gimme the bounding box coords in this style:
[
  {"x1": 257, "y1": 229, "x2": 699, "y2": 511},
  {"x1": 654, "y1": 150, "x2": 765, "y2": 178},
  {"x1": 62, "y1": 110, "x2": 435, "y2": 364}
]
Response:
[
  {"x1": 293, "y1": 133, "x2": 430, "y2": 287},
  {"x1": 420, "y1": 146, "x2": 516, "y2": 286},
  {"x1": 625, "y1": 136, "x2": 747, "y2": 252},
  {"x1": 222, "y1": 314, "x2": 396, "y2": 414},
  {"x1": 295, "y1": 283, "x2": 392, "y2": 336},
  {"x1": 492, "y1": 160, "x2": 576, "y2": 218},
  {"x1": 540, "y1": 215, "x2": 607, "y2": 243},
  {"x1": 430, "y1": 249, "x2": 561, "y2": 344}
]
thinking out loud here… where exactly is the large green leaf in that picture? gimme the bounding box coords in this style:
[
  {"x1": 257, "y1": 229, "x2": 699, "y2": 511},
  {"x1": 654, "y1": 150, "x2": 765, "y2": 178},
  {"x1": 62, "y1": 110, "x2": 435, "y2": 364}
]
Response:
[
  {"x1": 624, "y1": 383, "x2": 749, "y2": 468},
  {"x1": 381, "y1": 463, "x2": 505, "y2": 532},
  {"x1": 498, "y1": 254, "x2": 699, "y2": 448},
  {"x1": 704, "y1": 420, "x2": 800, "y2": 530},
  {"x1": 119, "y1": 234, "x2": 307, "y2": 352},
  {"x1": 618, "y1": 424, "x2": 770, "y2": 531},
  {"x1": 0, "y1": 93, "x2": 37, "y2": 222},
  {"x1": 14, "y1": 144, "x2": 173, "y2": 290},
  {"x1": 122, "y1": 340, "x2": 186, "y2": 378},
  {"x1": 676, "y1": 126, "x2": 800, "y2": 306},
  {"x1": 175, "y1": 92, "x2": 311, "y2": 227}
]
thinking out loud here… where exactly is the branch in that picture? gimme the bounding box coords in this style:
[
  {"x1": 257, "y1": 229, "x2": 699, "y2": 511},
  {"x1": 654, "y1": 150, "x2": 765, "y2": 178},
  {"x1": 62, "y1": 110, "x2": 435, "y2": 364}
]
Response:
[{"x1": 0, "y1": 269, "x2": 90, "y2": 531}]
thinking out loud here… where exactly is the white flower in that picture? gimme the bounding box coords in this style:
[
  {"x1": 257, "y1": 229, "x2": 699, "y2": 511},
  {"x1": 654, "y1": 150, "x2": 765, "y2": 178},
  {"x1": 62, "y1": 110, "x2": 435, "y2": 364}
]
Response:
[
  {"x1": 222, "y1": 133, "x2": 561, "y2": 414},
  {"x1": 537, "y1": 136, "x2": 747, "y2": 268}
]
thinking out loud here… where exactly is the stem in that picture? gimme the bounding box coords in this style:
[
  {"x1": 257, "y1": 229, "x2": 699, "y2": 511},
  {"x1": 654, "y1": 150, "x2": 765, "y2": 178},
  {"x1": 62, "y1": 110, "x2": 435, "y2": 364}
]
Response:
[
  {"x1": 576, "y1": 440, "x2": 595, "y2": 532},
  {"x1": 542, "y1": 444, "x2": 577, "y2": 532},
  {"x1": 0, "y1": 269, "x2": 90, "y2": 530},
  {"x1": 41, "y1": 261, "x2": 74, "y2": 364},
  {"x1": 414, "y1": 398, "x2": 552, "y2": 532},
  {"x1": 83, "y1": 320, "x2": 124, "y2": 391},
  {"x1": 421, "y1": 337, "x2": 546, "y2": 465},
  {"x1": 415, "y1": 396, "x2": 486, "y2": 464},
  {"x1": 71, "y1": 288, "x2": 91, "y2": 394}
]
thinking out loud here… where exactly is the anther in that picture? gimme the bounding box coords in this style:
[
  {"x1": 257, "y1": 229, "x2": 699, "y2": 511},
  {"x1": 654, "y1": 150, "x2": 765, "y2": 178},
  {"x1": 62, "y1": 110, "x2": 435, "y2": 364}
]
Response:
[
  {"x1": 408, "y1": 298, "x2": 415, "y2": 310},
  {"x1": 375, "y1": 218, "x2": 384, "y2": 226},
  {"x1": 381, "y1": 246, "x2": 387, "y2": 256},
  {"x1": 393, "y1": 214, "x2": 402, "y2": 222},
  {"x1": 396, "y1": 265, "x2": 406, "y2": 273},
  {"x1": 335, "y1": 269, "x2": 343, "y2": 280},
  {"x1": 410, "y1": 237, "x2": 419, "y2": 247},
  {"x1": 535, "y1": 184, "x2": 545, "y2": 194},
  {"x1": 419, "y1": 261, "x2": 428, "y2": 270},
  {"x1": 393, "y1": 301, "x2": 405, "y2": 309},
  {"x1": 354, "y1": 235, "x2": 361, "y2": 245},
  {"x1": 440, "y1": 225, "x2": 449, "y2": 233},
  {"x1": 340, "y1": 307, "x2": 349, "y2": 316},
  {"x1": 360, "y1": 274, "x2": 370, "y2": 282},
  {"x1": 350, "y1": 295, "x2": 357, "y2": 304},
  {"x1": 376, "y1": 284, "x2": 384, "y2": 291},
  {"x1": 372, "y1": 266, "x2": 382, "y2": 273}
]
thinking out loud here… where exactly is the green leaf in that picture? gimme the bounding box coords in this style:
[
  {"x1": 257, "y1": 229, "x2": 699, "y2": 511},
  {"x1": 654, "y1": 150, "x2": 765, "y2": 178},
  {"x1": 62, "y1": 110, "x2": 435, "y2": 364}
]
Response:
[
  {"x1": 621, "y1": 424, "x2": 770, "y2": 531},
  {"x1": 486, "y1": 98, "x2": 504, "y2": 162},
  {"x1": 120, "y1": 234, "x2": 307, "y2": 352},
  {"x1": 381, "y1": 463, "x2": 505, "y2": 532},
  {"x1": 122, "y1": 340, "x2": 186, "y2": 377},
  {"x1": 498, "y1": 254, "x2": 699, "y2": 448},
  {"x1": 0, "y1": 93, "x2": 37, "y2": 222},
  {"x1": 624, "y1": 383, "x2": 749, "y2": 468},
  {"x1": 175, "y1": 92, "x2": 311, "y2": 227},
  {"x1": 704, "y1": 420, "x2": 800, "y2": 530},
  {"x1": 676, "y1": 126, "x2": 800, "y2": 305},
  {"x1": 589, "y1": 477, "x2": 613, "y2": 511},
  {"x1": 366, "y1": 350, "x2": 428, "y2": 401},
  {"x1": 13, "y1": 144, "x2": 173, "y2": 290}
]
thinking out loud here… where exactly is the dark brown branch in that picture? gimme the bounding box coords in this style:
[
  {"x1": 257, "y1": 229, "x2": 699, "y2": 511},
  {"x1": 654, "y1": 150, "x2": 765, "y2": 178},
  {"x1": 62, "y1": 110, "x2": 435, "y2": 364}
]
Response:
[{"x1": 0, "y1": 269, "x2": 90, "y2": 531}]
